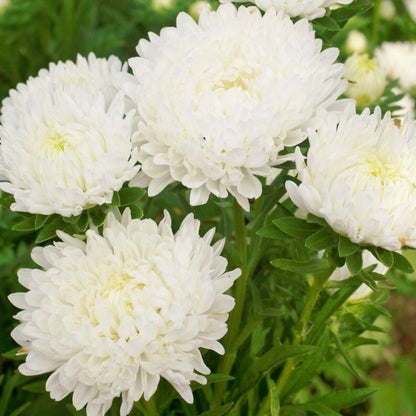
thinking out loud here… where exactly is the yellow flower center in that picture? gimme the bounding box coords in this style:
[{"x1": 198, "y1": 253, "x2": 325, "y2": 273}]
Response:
[
  {"x1": 364, "y1": 152, "x2": 402, "y2": 185},
  {"x1": 41, "y1": 132, "x2": 73, "y2": 159}
]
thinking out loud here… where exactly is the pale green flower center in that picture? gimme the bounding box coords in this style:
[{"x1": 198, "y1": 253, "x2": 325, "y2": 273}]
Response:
[
  {"x1": 364, "y1": 152, "x2": 402, "y2": 185},
  {"x1": 41, "y1": 132, "x2": 73, "y2": 159}
]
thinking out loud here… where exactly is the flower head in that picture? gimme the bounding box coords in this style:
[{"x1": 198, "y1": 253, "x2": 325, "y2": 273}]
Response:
[
  {"x1": 286, "y1": 105, "x2": 416, "y2": 251},
  {"x1": 344, "y1": 54, "x2": 386, "y2": 107},
  {"x1": 375, "y1": 41, "x2": 416, "y2": 93},
  {"x1": 220, "y1": 0, "x2": 353, "y2": 19},
  {"x1": 0, "y1": 54, "x2": 138, "y2": 216},
  {"x1": 9, "y1": 210, "x2": 240, "y2": 416},
  {"x1": 126, "y1": 4, "x2": 347, "y2": 210}
]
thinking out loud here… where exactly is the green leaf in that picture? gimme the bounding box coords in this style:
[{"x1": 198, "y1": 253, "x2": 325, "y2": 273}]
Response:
[
  {"x1": 305, "y1": 228, "x2": 338, "y2": 250},
  {"x1": 346, "y1": 250, "x2": 363, "y2": 275},
  {"x1": 1, "y1": 347, "x2": 26, "y2": 362},
  {"x1": 282, "y1": 331, "x2": 330, "y2": 397},
  {"x1": 329, "y1": 0, "x2": 373, "y2": 22},
  {"x1": 338, "y1": 236, "x2": 359, "y2": 257},
  {"x1": 12, "y1": 216, "x2": 36, "y2": 231},
  {"x1": 392, "y1": 251, "x2": 414, "y2": 273},
  {"x1": 110, "y1": 191, "x2": 121, "y2": 206},
  {"x1": 35, "y1": 216, "x2": 68, "y2": 243},
  {"x1": 198, "y1": 403, "x2": 234, "y2": 416},
  {"x1": 34, "y1": 214, "x2": 48, "y2": 230},
  {"x1": 283, "y1": 403, "x2": 341, "y2": 416},
  {"x1": 309, "y1": 387, "x2": 377, "y2": 411},
  {"x1": 273, "y1": 217, "x2": 319, "y2": 238},
  {"x1": 0, "y1": 193, "x2": 13, "y2": 208},
  {"x1": 372, "y1": 247, "x2": 394, "y2": 268},
  {"x1": 118, "y1": 187, "x2": 146, "y2": 206},
  {"x1": 256, "y1": 224, "x2": 288, "y2": 240},
  {"x1": 129, "y1": 204, "x2": 144, "y2": 219},
  {"x1": 271, "y1": 258, "x2": 330, "y2": 274},
  {"x1": 333, "y1": 333, "x2": 361, "y2": 378},
  {"x1": 89, "y1": 207, "x2": 106, "y2": 227},
  {"x1": 358, "y1": 269, "x2": 377, "y2": 291},
  {"x1": 306, "y1": 279, "x2": 362, "y2": 344},
  {"x1": 233, "y1": 345, "x2": 314, "y2": 400},
  {"x1": 74, "y1": 211, "x2": 89, "y2": 233},
  {"x1": 21, "y1": 380, "x2": 46, "y2": 393},
  {"x1": 314, "y1": 16, "x2": 340, "y2": 31},
  {"x1": 10, "y1": 402, "x2": 32, "y2": 416}
]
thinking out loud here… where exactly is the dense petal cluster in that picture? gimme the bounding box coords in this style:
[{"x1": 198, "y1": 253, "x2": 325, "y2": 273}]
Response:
[
  {"x1": 375, "y1": 41, "x2": 416, "y2": 92},
  {"x1": 286, "y1": 105, "x2": 416, "y2": 251},
  {"x1": 328, "y1": 250, "x2": 388, "y2": 301},
  {"x1": 221, "y1": 0, "x2": 352, "y2": 19},
  {"x1": 0, "y1": 54, "x2": 138, "y2": 216},
  {"x1": 9, "y1": 210, "x2": 240, "y2": 416},
  {"x1": 126, "y1": 4, "x2": 347, "y2": 210}
]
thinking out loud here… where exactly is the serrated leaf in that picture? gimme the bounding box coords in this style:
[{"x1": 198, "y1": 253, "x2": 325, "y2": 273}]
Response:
[
  {"x1": 256, "y1": 224, "x2": 288, "y2": 240},
  {"x1": 199, "y1": 403, "x2": 234, "y2": 416},
  {"x1": 282, "y1": 331, "x2": 330, "y2": 397},
  {"x1": 309, "y1": 387, "x2": 377, "y2": 411},
  {"x1": 392, "y1": 251, "x2": 414, "y2": 273},
  {"x1": 273, "y1": 217, "x2": 319, "y2": 238},
  {"x1": 346, "y1": 250, "x2": 363, "y2": 275},
  {"x1": 338, "y1": 236, "x2": 359, "y2": 257},
  {"x1": 118, "y1": 187, "x2": 146, "y2": 206},
  {"x1": 271, "y1": 258, "x2": 330, "y2": 274},
  {"x1": 305, "y1": 228, "x2": 337, "y2": 250},
  {"x1": 12, "y1": 216, "x2": 36, "y2": 231}
]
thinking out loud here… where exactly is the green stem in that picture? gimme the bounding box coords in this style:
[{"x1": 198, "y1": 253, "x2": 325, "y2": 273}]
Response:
[
  {"x1": 372, "y1": 0, "x2": 381, "y2": 48},
  {"x1": 212, "y1": 200, "x2": 248, "y2": 408},
  {"x1": 258, "y1": 266, "x2": 335, "y2": 414}
]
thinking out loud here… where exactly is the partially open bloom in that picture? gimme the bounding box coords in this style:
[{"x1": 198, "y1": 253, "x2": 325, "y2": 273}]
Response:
[
  {"x1": 126, "y1": 4, "x2": 347, "y2": 210},
  {"x1": 286, "y1": 105, "x2": 416, "y2": 251},
  {"x1": 345, "y1": 30, "x2": 368, "y2": 55},
  {"x1": 0, "y1": 54, "x2": 138, "y2": 216},
  {"x1": 328, "y1": 250, "x2": 388, "y2": 301},
  {"x1": 220, "y1": 0, "x2": 353, "y2": 19},
  {"x1": 375, "y1": 41, "x2": 416, "y2": 93},
  {"x1": 344, "y1": 54, "x2": 386, "y2": 107},
  {"x1": 9, "y1": 210, "x2": 240, "y2": 416}
]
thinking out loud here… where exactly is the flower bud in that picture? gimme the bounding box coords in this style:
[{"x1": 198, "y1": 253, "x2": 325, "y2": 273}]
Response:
[
  {"x1": 345, "y1": 30, "x2": 368, "y2": 54},
  {"x1": 380, "y1": 0, "x2": 395, "y2": 18},
  {"x1": 345, "y1": 54, "x2": 386, "y2": 107},
  {"x1": 151, "y1": 0, "x2": 175, "y2": 12}
]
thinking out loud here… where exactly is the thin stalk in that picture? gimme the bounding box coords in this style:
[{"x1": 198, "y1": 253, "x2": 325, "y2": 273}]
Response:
[
  {"x1": 372, "y1": 0, "x2": 382, "y2": 47},
  {"x1": 211, "y1": 200, "x2": 248, "y2": 408},
  {"x1": 258, "y1": 265, "x2": 336, "y2": 414}
]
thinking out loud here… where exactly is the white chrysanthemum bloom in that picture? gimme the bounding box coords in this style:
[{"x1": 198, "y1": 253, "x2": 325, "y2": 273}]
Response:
[
  {"x1": 126, "y1": 4, "x2": 347, "y2": 210},
  {"x1": 220, "y1": 0, "x2": 352, "y2": 19},
  {"x1": 375, "y1": 42, "x2": 416, "y2": 93},
  {"x1": 0, "y1": 55, "x2": 139, "y2": 217},
  {"x1": 286, "y1": 105, "x2": 416, "y2": 251},
  {"x1": 345, "y1": 30, "x2": 368, "y2": 55},
  {"x1": 405, "y1": 0, "x2": 416, "y2": 20},
  {"x1": 344, "y1": 54, "x2": 386, "y2": 107},
  {"x1": 328, "y1": 250, "x2": 388, "y2": 301},
  {"x1": 380, "y1": 0, "x2": 395, "y2": 18},
  {"x1": 9, "y1": 210, "x2": 240, "y2": 416}
]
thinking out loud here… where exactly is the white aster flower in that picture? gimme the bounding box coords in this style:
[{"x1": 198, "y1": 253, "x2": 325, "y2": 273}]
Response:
[
  {"x1": 380, "y1": 0, "x2": 395, "y2": 18},
  {"x1": 220, "y1": 0, "x2": 352, "y2": 19},
  {"x1": 405, "y1": 0, "x2": 416, "y2": 20},
  {"x1": 286, "y1": 105, "x2": 416, "y2": 251},
  {"x1": 126, "y1": 4, "x2": 347, "y2": 210},
  {"x1": 344, "y1": 54, "x2": 386, "y2": 107},
  {"x1": 375, "y1": 41, "x2": 416, "y2": 93},
  {"x1": 328, "y1": 250, "x2": 388, "y2": 301},
  {"x1": 345, "y1": 30, "x2": 368, "y2": 55},
  {"x1": 9, "y1": 209, "x2": 240, "y2": 416},
  {"x1": 0, "y1": 55, "x2": 139, "y2": 217}
]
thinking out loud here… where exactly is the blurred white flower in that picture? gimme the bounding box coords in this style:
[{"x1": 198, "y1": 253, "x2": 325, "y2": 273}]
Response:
[
  {"x1": 405, "y1": 0, "x2": 416, "y2": 20},
  {"x1": 375, "y1": 41, "x2": 416, "y2": 92},
  {"x1": 126, "y1": 4, "x2": 347, "y2": 210},
  {"x1": 328, "y1": 250, "x2": 388, "y2": 301},
  {"x1": 380, "y1": 0, "x2": 395, "y2": 18},
  {"x1": 0, "y1": 0, "x2": 9, "y2": 13},
  {"x1": 344, "y1": 54, "x2": 386, "y2": 107},
  {"x1": 9, "y1": 210, "x2": 240, "y2": 416},
  {"x1": 188, "y1": 1, "x2": 211, "y2": 19},
  {"x1": 286, "y1": 105, "x2": 416, "y2": 251},
  {"x1": 152, "y1": 0, "x2": 175, "y2": 12},
  {"x1": 0, "y1": 54, "x2": 139, "y2": 217},
  {"x1": 220, "y1": 0, "x2": 352, "y2": 19},
  {"x1": 345, "y1": 30, "x2": 368, "y2": 54}
]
